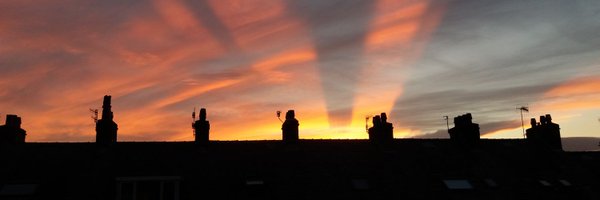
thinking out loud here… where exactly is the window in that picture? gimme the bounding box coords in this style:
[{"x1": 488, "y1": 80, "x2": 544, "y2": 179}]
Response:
[
  {"x1": 245, "y1": 180, "x2": 264, "y2": 186},
  {"x1": 443, "y1": 180, "x2": 473, "y2": 190},
  {"x1": 559, "y1": 180, "x2": 571, "y2": 186},
  {"x1": 484, "y1": 179, "x2": 498, "y2": 187},
  {"x1": 351, "y1": 179, "x2": 369, "y2": 190},
  {"x1": 116, "y1": 176, "x2": 181, "y2": 200},
  {"x1": 538, "y1": 180, "x2": 551, "y2": 187},
  {"x1": 0, "y1": 184, "x2": 38, "y2": 196}
]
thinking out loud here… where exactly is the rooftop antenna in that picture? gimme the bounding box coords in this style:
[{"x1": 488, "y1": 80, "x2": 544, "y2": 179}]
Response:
[
  {"x1": 365, "y1": 115, "x2": 371, "y2": 133},
  {"x1": 192, "y1": 107, "x2": 196, "y2": 121},
  {"x1": 89, "y1": 108, "x2": 98, "y2": 123},
  {"x1": 443, "y1": 116, "x2": 449, "y2": 133},
  {"x1": 192, "y1": 107, "x2": 196, "y2": 136},
  {"x1": 517, "y1": 106, "x2": 529, "y2": 138},
  {"x1": 276, "y1": 110, "x2": 283, "y2": 123}
]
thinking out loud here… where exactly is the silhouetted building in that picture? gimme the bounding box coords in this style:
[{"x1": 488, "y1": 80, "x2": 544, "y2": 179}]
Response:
[
  {"x1": 95, "y1": 95, "x2": 118, "y2": 146},
  {"x1": 448, "y1": 113, "x2": 480, "y2": 145},
  {"x1": 193, "y1": 108, "x2": 210, "y2": 144},
  {"x1": 3, "y1": 108, "x2": 598, "y2": 199},
  {"x1": 1, "y1": 139, "x2": 598, "y2": 200},
  {"x1": 0, "y1": 114, "x2": 26, "y2": 145},
  {"x1": 368, "y1": 113, "x2": 394, "y2": 143},
  {"x1": 282, "y1": 110, "x2": 299, "y2": 143},
  {"x1": 526, "y1": 114, "x2": 562, "y2": 150}
]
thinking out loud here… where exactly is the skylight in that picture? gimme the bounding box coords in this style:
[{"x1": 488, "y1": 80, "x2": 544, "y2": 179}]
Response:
[
  {"x1": 246, "y1": 180, "x2": 264, "y2": 186},
  {"x1": 0, "y1": 184, "x2": 38, "y2": 196},
  {"x1": 352, "y1": 179, "x2": 369, "y2": 190},
  {"x1": 443, "y1": 180, "x2": 473, "y2": 190}
]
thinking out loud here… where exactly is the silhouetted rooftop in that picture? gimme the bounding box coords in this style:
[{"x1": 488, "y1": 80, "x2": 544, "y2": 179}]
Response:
[{"x1": 1, "y1": 139, "x2": 599, "y2": 199}]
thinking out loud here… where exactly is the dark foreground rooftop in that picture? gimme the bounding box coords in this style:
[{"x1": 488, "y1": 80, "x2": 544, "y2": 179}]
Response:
[{"x1": 2, "y1": 139, "x2": 600, "y2": 200}]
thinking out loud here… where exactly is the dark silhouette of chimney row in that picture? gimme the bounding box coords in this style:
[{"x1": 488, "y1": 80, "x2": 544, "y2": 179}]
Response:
[
  {"x1": 96, "y1": 95, "x2": 118, "y2": 146},
  {"x1": 193, "y1": 108, "x2": 210, "y2": 144},
  {"x1": 526, "y1": 114, "x2": 562, "y2": 150},
  {"x1": 0, "y1": 96, "x2": 566, "y2": 153},
  {"x1": 0, "y1": 114, "x2": 27, "y2": 145}
]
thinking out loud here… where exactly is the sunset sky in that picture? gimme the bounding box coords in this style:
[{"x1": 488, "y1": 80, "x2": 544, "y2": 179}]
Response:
[{"x1": 1, "y1": 0, "x2": 599, "y2": 142}]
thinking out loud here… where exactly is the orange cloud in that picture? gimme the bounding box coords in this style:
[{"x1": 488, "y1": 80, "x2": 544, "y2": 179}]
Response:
[
  {"x1": 251, "y1": 46, "x2": 316, "y2": 83},
  {"x1": 540, "y1": 76, "x2": 600, "y2": 111},
  {"x1": 206, "y1": 0, "x2": 286, "y2": 30},
  {"x1": 545, "y1": 76, "x2": 600, "y2": 98},
  {"x1": 152, "y1": 79, "x2": 243, "y2": 108},
  {"x1": 352, "y1": 0, "x2": 446, "y2": 132},
  {"x1": 366, "y1": 0, "x2": 445, "y2": 53},
  {"x1": 205, "y1": 0, "x2": 307, "y2": 50},
  {"x1": 153, "y1": 0, "x2": 207, "y2": 34},
  {"x1": 1, "y1": 0, "x2": 451, "y2": 142},
  {"x1": 366, "y1": 1, "x2": 428, "y2": 51}
]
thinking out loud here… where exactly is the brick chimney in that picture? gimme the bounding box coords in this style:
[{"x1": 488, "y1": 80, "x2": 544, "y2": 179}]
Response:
[
  {"x1": 0, "y1": 114, "x2": 27, "y2": 144},
  {"x1": 95, "y1": 95, "x2": 118, "y2": 146}
]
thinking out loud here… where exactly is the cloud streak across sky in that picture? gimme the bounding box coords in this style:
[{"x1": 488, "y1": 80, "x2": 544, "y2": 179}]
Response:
[{"x1": 0, "y1": 0, "x2": 599, "y2": 142}]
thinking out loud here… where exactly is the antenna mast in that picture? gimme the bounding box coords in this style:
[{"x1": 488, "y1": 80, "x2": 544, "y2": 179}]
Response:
[
  {"x1": 365, "y1": 115, "x2": 371, "y2": 133},
  {"x1": 192, "y1": 107, "x2": 196, "y2": 121},
  {"x1": 517, "y1": 106, "x2": 529, "y2": 138},
  {"x1": 276, "y1": 111, "x2": 283, "y2": 123},
  {"x1": 192, "y1": 107, "x2": 196, "y2": 136},
  {"x1": 443, "y1": 116, "x2": 449, "y2": 133},
  {"x1": 89, "y1": 108, "x2": 98, "y2": 123}
]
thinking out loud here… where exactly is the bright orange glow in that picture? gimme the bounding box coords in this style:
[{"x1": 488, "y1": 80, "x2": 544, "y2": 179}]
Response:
[
  {"x1": 3, "y1": 1, "x2": 598, "y2": 143},
  {"x1": 394, "y1": 128, "x2": 422, "y2": 138},
  {"x1": 540, "y1": 99, "x2": 600, "y2": 111},
  {"x1": 484, "y1": 127, "x2": 523, "y2": 138},
  {"x1": 540, "y1": 76, "x2": 600, "y2": 111},
  {"x1": 1, "y1": 1, "x2": 451, "y2": 142},
  {"x1": 352, "y1": 0, "x2": 445, "y2": 136},
  {"x1": 545, "y1": 76, "x2": 600, "y2": 98}
]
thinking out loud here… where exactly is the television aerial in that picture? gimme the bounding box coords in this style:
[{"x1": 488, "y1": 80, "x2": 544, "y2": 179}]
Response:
[
  {"x1": 276, "y1": 110, "x2": 283, "y2": 123},
  {"x1": 191, "y1": 107, "x2": 197, "y2": 136},
  {"x1": 443, "y1": 116, "x2": 449, "y2": 133},
  {"x1": 192, "y1": 107, "x2": 196, "y2": 122},
  {"x1": 365, "y1": 115, "x2": 373, "y2": 133},
  {"x1": 89, "y1": 108, "x2": 98, "y2": 123},
  {"x1": 517, "y1": 106, "x2": 529, "y2": 138}
]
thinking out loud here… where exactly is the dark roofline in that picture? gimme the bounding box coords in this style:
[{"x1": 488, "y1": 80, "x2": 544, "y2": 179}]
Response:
[{"x1": 22, "y1": 138, "x2": 528, "y2": 144}]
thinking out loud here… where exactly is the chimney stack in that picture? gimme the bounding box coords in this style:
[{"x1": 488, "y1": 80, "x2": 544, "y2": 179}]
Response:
[
  {"x1": 448, "y1": 113, "x2": 480, "y2": 146},
  {"x1": 282, "y1": 110, "x2": 299, "y2": 143},
  {"x1": 0, "y1": 114, "x2": 27, "y2": 145},
  {"x1": 368, "y1": 112, "x2": 394, "y2": 143},
  {"x1": 526, "y1": 114, "x2": 562, "y2": 150},
  {"x1": 193, "y1": 108, "x2": 210, "y2": 145},
  {"x1": 96, "y1": 95, "x2": 118, "y2": 146}
]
